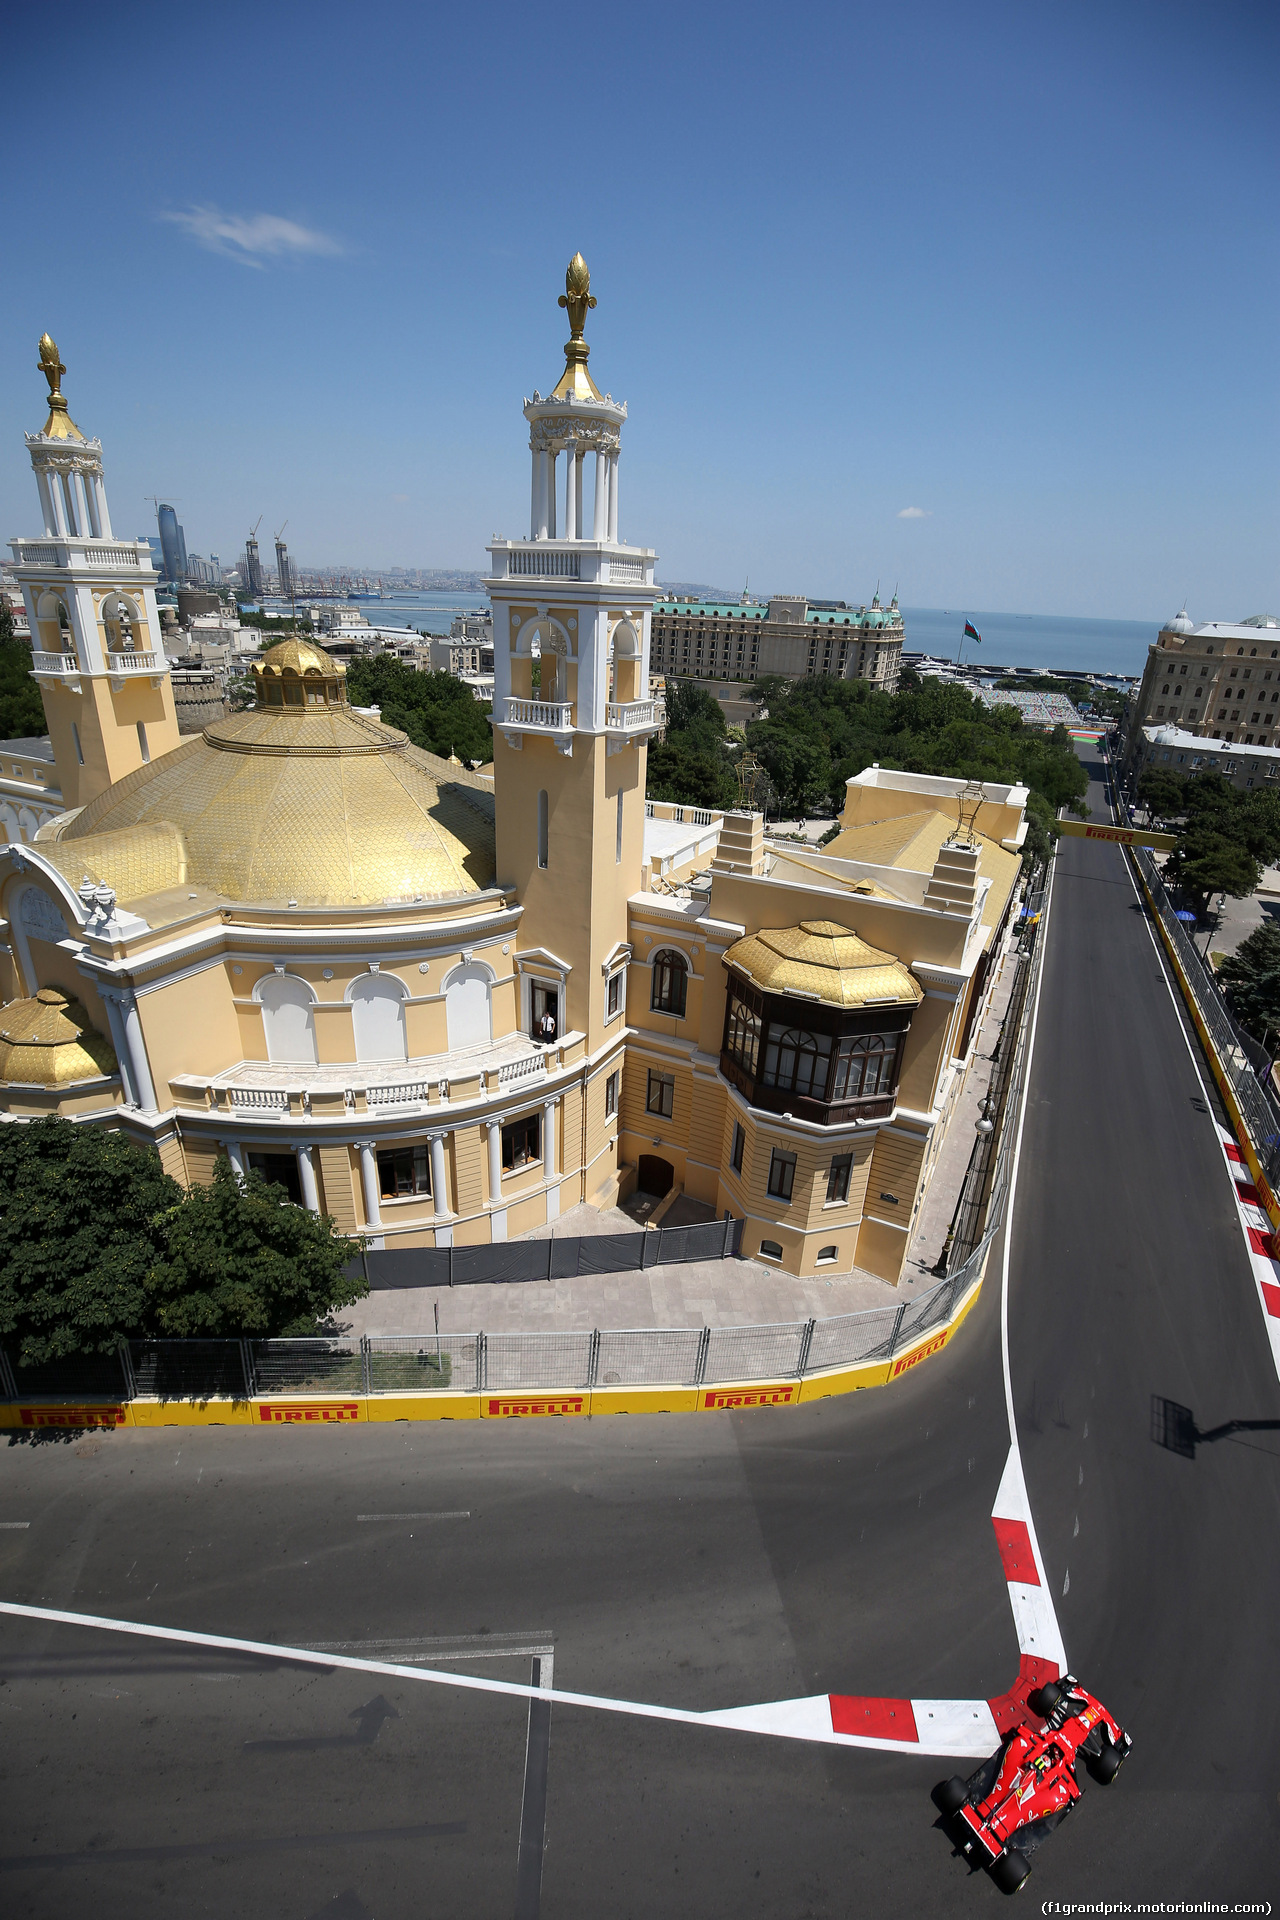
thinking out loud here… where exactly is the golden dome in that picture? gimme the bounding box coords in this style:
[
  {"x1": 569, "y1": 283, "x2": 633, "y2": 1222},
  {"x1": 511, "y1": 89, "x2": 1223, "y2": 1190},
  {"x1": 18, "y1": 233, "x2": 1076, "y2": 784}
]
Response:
[
  {"x1": 254, "y1": 637, "x2": 346, "y2": 680},
  {"x1": 0, "y1": 987, "x2": 117, "y2": 1087},
  {"x1": 723, "y1": 920, "x2": 923, "y2": 1009},
  {"x1": 49, "y1": 704, "x2": 497, "y2": 909}
]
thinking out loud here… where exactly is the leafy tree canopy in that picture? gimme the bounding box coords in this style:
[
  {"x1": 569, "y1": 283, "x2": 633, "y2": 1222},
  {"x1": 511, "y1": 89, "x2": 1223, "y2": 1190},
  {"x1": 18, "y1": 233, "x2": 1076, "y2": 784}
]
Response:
[
  {"x1": 0, "y1": 637, "x2": 49, "y2": 741},
  {"x1": 0, "y1": 1119, "x2": 363, "y2": 1367},
  {"x1": 1216, "y1": 920, "x2": 1280, "y2": 1045},
  {"x1": 345, "y1": 653, "x2": 493, "y2": 763},
  {"x1": 1165, "y1": 827, "x2": 1260, "y2": 908}
]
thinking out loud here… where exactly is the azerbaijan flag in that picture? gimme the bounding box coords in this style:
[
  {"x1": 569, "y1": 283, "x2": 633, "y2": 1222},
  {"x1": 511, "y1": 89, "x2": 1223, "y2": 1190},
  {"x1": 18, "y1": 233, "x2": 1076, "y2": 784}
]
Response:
[{"x1": 964, "y1": 620, "x2": 982, "y2": 644}]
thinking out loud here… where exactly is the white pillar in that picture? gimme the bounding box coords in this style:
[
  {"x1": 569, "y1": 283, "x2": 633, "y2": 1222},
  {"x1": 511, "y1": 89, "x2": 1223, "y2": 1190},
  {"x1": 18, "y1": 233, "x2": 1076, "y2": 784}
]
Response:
[
  {"x1": 563, "y1": 442, "x2": 577, "y2": 539},
  {"x1": 534, "y1": 452, "x2": 548, "y2": 540},
  {"x1": 428, "y1": 1132, "x2": 450, "y2": 1217},
  {"x1": 82, "y1": 471, "x2": 102, "y2": 539},
  {"x1": 120, "y1": 990, "x2": 157, "y2": 1111},
  {"x1": 36, "y1": 470, "x2": 56, "y2": 536},
  {"x1": 101, "y1": 991, "x2": 138, "y2": 1106},
  {"x1": 546, "y1": 451, "x2": 556, "y2": 538},
  {"x1": 530, "y1": 449, "x2": 540, "y2": 541},
  {"x1": 295, "y1": 1143, "x2": 320, "y2": 1212},
  {"x1": 359, "y1": 1141, "x2": 382, "y2": 1228},
  {"x1": 542, "y1": 1097, "x2": 557, "y2": 1178},
  {"x1": 593, "y1": 447, "x2": 608, "y2": 541},
  {"x1": 607, "y1": 455, "x2": 619, "y2": 542},
  {"x1": 50, "y1": 472, "x2": 70, "y2": 537},
  {"x1": 94, "y1": 476, "x2": 113, "y2": 541},
  {"x1": 574, "y1": 450, "x2": 583, "y2": 540},
  {"x1": 486, "y1": 1117, "x2": 503, "y2": 1199}
]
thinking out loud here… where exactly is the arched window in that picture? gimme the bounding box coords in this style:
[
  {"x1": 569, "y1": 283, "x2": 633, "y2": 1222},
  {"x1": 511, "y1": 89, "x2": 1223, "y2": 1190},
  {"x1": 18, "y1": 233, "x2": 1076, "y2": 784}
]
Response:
[
  {"x1": 255, "y1": 973, "x2": 318, "y2": 1065},
  {"x1": 651, "y1": 949, "x2": 688, "y2": 1017},
  {"x1": 761, "y1": 1027, "x2": 832, "y2": 1098},
  {"x1": 444, "y1": 962, "x2": 493, "y2": 1052},
  {"x1": 724, "y1": 993, "x2": 761, "y2": 1074},
  {"x1": 349, "y1": 973, "x2": 408, "y2": 1063},
  {"x1": 831, "y1": 1032, "x2": 898, "y2": 1100}
]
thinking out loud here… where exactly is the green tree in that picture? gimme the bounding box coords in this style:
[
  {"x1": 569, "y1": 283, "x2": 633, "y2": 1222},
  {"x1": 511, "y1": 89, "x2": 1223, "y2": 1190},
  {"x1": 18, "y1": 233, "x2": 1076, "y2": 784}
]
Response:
[
  {"x1": 345, "y1": 654, "x2": 493, "y2": 762},
  {"x1": 0, "y1": 638, "x2": 49, "y2": 740},
  {"x1": 1216, "y1": 921, "x2": 1280, "y2": 1044},
  {"x1": 0, "y1": 1119, "x2": 364, "y2": 1367},
  {"x1": 149, "y1": 1158, "x2": 363, "y2": 1339},
  {"x1": 1165, "y1": 827, "x2": 1260, "y2": 910},
  {"x1": 646, "y1": 739, "x2": 739, "y2": 810},
  {"x1": 1136, "y1": 767, "x2": 1187, "y2": 819}
]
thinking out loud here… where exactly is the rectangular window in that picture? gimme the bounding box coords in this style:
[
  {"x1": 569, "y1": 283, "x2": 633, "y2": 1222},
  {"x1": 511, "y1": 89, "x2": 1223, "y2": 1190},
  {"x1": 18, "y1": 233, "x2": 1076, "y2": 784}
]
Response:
[
  {"x1": 604, "y1": 1070, "x2": 619, "y2": 1118},
  {"x1": 537, "y1": 789, "x2": 548, "y2": 869},
  {"x1": 606, "y1": 970, "x2": 622, "y2": 1019},
  {"x1": 767, "y1": 1148, "x2": 796, "y2": 1203},
  {"x1": 826, "y1": 1153, "x2": 853, "y2": 1204},
  {"x1": 730, "y1": 1122, "x2": 745, "y2": 1173},
  {"x1": 377, "y1": 1144, "x2": 431, "y2": 1199},
  {"x1": 501, "y1": 1112, "x2": 541, "y2": 1172},
  {"x1": 646, "y1": 1069, "x2": 674, "y2": 1119}
]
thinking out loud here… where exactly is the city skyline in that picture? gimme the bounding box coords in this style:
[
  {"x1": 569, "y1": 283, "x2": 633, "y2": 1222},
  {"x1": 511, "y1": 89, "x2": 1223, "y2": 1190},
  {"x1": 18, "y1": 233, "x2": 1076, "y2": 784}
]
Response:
[{"x1": 2, "y1": 0, "x2": 1276, "y2": 623}]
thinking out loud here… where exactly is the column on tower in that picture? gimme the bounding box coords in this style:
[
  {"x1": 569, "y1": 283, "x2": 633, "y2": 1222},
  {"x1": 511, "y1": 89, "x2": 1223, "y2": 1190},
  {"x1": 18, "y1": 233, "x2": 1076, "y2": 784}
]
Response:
[
  {"x1": 607, "y1": 453, "x2": 619, "y2": 542},
  {"x1": 35, "y1": 469, "x2": 56, "y2": 537},
  {"x1": 546, "y1": 447, "x2": 556, "y2": 537},
  {"x1": 563, "y1": 437, "x2": 577, "y2": 539},
  {"x1": 593, "y1": 445, "x2": 608, "y2": 540},
  {"x1": 573, "y1": 447, "x2": 583, "y2": 539}
]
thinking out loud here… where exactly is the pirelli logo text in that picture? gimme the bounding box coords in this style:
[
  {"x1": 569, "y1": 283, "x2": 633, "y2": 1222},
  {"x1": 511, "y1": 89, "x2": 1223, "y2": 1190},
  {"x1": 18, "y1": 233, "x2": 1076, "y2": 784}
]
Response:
[
  {"x1": 256, "y1": 1401, "x2": 361, "y2": 1424},
  {"x1": 486, "y1": 1395, "x2": 586, "y2": 1418},
  {"x1": 20, "y1": 1405, "x2": 128, "y2": 1429},
  {"x1": 889, "y1": 1331, "x2": 950, "y2": 1378},
  {"x1": 701, "y1": 1385, "x2": 797, "y2": 1412}
]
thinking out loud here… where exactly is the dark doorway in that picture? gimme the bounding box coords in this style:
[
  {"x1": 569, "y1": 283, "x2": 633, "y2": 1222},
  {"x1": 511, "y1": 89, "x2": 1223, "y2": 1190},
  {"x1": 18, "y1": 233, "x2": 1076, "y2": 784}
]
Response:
[
  {"x1": 247, "y1": 1150, "x2": 302, "y2": 1204},
  {"x1": 637, "y1": 1154, "x2": 674, "y2": 1198},
  {"x1": 531, "y1": 980, "x2": 560, "y2": 1042}
]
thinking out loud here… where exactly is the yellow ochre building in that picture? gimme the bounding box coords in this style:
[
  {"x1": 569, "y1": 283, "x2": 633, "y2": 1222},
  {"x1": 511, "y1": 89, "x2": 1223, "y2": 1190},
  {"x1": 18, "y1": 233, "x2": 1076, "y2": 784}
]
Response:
[{"x1": 0, "y1": 270, "x2": 1029, "y2": 1283}]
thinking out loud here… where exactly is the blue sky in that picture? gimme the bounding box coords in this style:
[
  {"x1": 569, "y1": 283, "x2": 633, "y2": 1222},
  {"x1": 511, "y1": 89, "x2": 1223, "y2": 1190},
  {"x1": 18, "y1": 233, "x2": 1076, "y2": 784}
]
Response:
[{"x1": 2, "y1": 0, "x2": 1275, "y2": 621}]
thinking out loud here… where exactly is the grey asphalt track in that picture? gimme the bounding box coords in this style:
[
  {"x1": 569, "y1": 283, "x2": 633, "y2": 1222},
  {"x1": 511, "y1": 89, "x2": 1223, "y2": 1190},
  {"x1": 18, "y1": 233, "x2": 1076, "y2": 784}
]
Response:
[{"x1": 0, "y1": 745, "x2": 1277, "y2": 1917}]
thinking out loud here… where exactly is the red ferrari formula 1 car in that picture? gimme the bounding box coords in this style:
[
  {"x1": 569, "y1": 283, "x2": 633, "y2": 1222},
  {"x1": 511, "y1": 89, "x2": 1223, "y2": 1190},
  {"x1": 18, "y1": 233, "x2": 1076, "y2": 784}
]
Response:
[{"x1": 937, "y1": 1676, "x2": 1132, "y2": 1894}]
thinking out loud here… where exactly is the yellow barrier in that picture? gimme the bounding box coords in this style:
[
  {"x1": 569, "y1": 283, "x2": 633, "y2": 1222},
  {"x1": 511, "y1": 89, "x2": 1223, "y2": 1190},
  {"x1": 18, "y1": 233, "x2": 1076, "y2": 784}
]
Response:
[
  {"x1": 0, "y1": 1269, "x2": 988, "y2": 1432},
  {"x1": 1134, "y1": 857, "x2": 1280, "y2": 1230}
]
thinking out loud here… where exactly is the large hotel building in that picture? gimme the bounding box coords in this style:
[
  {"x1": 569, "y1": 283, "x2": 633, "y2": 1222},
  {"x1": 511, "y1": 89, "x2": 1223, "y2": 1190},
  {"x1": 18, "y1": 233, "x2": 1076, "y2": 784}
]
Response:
[{"x1": 649, "y1": 593, "x2": 904, "y2": 691}]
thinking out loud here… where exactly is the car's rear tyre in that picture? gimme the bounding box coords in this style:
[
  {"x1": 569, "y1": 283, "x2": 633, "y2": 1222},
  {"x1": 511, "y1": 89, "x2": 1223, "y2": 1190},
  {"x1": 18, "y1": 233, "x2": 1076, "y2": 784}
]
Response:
[
  {"x1": 1088, "y1": 1739, "x2": 1124, "y2": 1785},
  {"x1": 1028, "y1": 1680, "x2": 1065, "y2": 1717},
  {"x1": 936, "y1": 1775, "x2": 968, "y2": 1814},
  {"x1": 992, "y1": 1848, "x2": 1031, "y2": 1894}
]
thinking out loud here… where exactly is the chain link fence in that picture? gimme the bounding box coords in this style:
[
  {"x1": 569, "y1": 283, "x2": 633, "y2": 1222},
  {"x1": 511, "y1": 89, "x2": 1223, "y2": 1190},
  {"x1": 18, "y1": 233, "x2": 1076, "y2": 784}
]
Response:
[{"x1": 3, "y1": 880, "x2": 1050, "y2": 1410}]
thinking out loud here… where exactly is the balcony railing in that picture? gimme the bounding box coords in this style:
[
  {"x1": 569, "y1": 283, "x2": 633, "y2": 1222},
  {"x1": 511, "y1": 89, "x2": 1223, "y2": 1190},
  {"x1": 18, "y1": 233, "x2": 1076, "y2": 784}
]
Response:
[
  {"x1": 368, "y1": 1081, "x2": 433, "y2": 1108},
  {"x1": 30, "y1": 651, "x2": 79, "y2": 674},
  {"x1": 108, "y1": 650, "x2": 162, "y2": 674},
  {"x1": 607, "y1": 556, "x2": 646, "y2": 584},
  {"x1": 15, "y1": 538, "x2": 144, "y2": 568},
  {"x1": 505, "y1": 546, "x2": 580, "y2": 578},
  {"x1": 606, "y1": 699, "x2": 664, "y2": 732},
  {"x1": 502, "y1": 697, "x2": 573, "y2": 730},
  {"x1": 228, "y1": 1087, "x2": 290, "y2": 1113},
  {"x1": 498, "y1": 1051, "x2": 549, "y2": 1087}
]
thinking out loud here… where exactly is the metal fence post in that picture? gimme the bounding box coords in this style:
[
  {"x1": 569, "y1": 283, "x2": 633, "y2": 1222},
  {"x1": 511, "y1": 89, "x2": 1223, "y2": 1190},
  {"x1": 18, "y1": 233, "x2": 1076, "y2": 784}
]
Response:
[
  {"x1": 693, "y1": 1326, "x2": 710, "y2": 1387},
  {"x1": 116, "y1": 1338, "x2": 137, "y2": 1402},
  {"x1": 885, "y1": 1303, "x2": 907, "y2": 1358},
  {"x1": 238, "y1": 1338, "x2": 256, "y2": 1401},
  {"x1": 547, "y1": 1238, "x2": 554, "y2": 1281},
  {"x1": 796, "y1": 1318, "x2": 816, "y2": 1378},
  {"x1": 449, "y1": 1246, "x2": 455, "y2": 1288},
  {"x1": 587, "y1": 1327, "x2": 600, "y2": 1389},
  {"x1": 641, "y1": 1230, "x2": 659, "y2": 1269},
  {"x1": 361, "y1": 1335, "x2": 371, "y2": 1398},
  {"x1": 0, "y1": 1346, "x2": 17, "y2": 1402},
  {"x1": 722, "y1": 1212, "x2": 734, "y2": 1258},
  {"x1": 478, "y1": 1331, "x2": 487, "y2": 1393}
]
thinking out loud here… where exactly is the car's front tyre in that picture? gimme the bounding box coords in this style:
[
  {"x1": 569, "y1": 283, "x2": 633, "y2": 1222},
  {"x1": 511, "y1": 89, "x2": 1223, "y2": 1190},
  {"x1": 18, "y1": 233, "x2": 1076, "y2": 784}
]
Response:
[
  {"x1": 1088, "y1": 1738, "x2": 1125, "y2": 1785},
  {"x1": 992, "y1": 1848, "x2": 1031, "y2": 1894},
  {"x1": 936, "y1": 1775, "x2": 968, "y2": 1814}
]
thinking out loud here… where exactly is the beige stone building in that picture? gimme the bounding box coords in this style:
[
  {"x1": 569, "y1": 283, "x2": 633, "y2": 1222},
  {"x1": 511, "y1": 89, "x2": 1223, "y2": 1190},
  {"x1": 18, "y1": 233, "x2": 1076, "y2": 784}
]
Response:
[
  {"x1": 1121, "y1": 606, "x2": 1280, "y2": 772},
  {"x1": 649, "y1": 593, "x2": 904, "y2": 691},
  {"x1": 0, "y1": 286, "x2": 1026, "y2": 1286}
]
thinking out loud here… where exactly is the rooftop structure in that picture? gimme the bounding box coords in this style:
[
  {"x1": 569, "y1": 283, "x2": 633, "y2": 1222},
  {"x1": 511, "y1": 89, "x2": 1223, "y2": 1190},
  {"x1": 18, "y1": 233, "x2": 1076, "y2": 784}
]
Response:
[{"x1": 650, "y1": 592, "x2": 904, "y2": 691}]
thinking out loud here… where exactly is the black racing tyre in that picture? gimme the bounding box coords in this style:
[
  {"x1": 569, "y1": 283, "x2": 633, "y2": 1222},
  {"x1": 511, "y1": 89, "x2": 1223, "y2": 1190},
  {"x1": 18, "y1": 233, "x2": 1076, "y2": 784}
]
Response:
[
  {"x1": 992, "y1": 1848, "x2": 1031, "y2": 1894},
  {"x1": 1088, "y1": 1739, "x2": 1124, "y2": 1785},
  {"x1": 1028, "y1": 1681, "x2": 1065, "y2": 1717},
  {"x1": 936, "y1": 1775, "x2": 968, "y2": 1814}
]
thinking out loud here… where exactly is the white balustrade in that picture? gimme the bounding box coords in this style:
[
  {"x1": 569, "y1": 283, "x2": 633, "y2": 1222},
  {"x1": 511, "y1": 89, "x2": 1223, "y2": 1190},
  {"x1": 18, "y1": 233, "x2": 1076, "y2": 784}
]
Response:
[
  {"x1": 30, "y1": 651, "x2": 78, "y2": 673},
  {"x1": 607, "y1": 556, "x2": 645, "y2": 584},
  {"x1": 107, "y1": 651, "x2": 162, "y2": 674},
  {"x1": 368, "y1": 1081, "x2": 431, "y2": 1107},
  {"x1": 19, "y1": 543, "x2": 59, "y2": 565},
  {"x1": 228, "y1": 1087, "x2": 289, "y2": 1112},
  {"x1": 502, "y1": 697, "x2": 573, "y2": 730},
  {"x1": 605, "y1": 699, "x2": 663, "y2": 731},
  {"x1": 506, "y1": 546, "x2": 581, "y2": 578},
  {"x1": 498, "y1": 1051, "x2": 548, "y2": 1087}
]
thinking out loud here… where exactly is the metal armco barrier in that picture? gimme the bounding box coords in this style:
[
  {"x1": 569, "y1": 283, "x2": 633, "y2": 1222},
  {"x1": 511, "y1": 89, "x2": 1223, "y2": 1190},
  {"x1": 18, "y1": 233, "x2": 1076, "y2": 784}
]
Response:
[
  {"x1": 353, "y1": 1213, "x2": 742, "y2": 1289},
  {"x1": 1, "y1": 878, "x2": 1050, "y2": 1422}
]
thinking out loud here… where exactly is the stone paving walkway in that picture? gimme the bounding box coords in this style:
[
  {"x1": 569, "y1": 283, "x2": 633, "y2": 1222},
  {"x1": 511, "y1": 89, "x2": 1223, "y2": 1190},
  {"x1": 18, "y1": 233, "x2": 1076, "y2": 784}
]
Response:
[{"x1": 340, "y1": 921, "x2": 1023, "y2": 1339}]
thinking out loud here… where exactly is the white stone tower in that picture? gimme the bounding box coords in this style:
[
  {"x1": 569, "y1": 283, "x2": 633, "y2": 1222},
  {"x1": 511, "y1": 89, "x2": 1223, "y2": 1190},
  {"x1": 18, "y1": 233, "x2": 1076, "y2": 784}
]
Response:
[
  {"x1": 488, "y1": 256, "x2": 662, "y2": 1052},
  {"x1": 8, "y1": 335, "x2": 179, "y2": 809}
]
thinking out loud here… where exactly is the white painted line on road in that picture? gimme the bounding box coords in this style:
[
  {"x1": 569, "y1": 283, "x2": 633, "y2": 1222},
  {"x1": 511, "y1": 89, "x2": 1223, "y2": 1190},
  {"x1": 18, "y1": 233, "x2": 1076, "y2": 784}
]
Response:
[
  {"x1": 356, "y1": 1512, "x2": 470, "y2": 1522},
  {"x1": 0, "y1": 1600, "x2": 997, "y2": 1758},
  {"x1": 0, "y1": 1524, "x2": 30, "y2": 1530},
  {"x1": 303, "y1": 1632, "x2": 553, "y2": 1652}
]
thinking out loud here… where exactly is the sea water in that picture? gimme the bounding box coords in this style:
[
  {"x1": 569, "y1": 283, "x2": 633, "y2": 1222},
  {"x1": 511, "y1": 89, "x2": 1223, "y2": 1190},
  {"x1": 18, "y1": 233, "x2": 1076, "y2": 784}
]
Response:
[{"x1": 900, "y1": 607, "x2": 1153, "y2": 679}]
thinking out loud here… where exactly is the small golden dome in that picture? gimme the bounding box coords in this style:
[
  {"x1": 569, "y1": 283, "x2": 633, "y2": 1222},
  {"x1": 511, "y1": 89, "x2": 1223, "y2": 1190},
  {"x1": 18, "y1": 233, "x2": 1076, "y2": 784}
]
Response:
[
  {"x1": 254, "y1": 637, "x2": 346, "y2": 681},
  {"x1": 0, "y1": 987, "x2": 117, "y2": 1087},
  {"x1": 724, "y1": 920, "x2": 923, "y2": 1009}
]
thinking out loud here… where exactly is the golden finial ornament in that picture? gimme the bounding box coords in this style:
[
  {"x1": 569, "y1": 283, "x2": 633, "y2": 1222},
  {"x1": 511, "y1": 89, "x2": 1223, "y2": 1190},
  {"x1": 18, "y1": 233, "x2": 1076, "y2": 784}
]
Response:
[
  {"x1": 551, "y1": 252, "x2": 603, "y2": 401},
  {"x1": 37, "y1": 332, "x2": 84, "y2": 441}
]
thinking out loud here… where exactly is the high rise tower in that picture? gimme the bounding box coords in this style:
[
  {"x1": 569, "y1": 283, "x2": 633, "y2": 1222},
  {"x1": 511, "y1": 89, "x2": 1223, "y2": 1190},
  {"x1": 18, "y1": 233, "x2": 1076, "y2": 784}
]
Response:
[
  {"x1": 275, "y1": 533, "x2": 293, "y2": 601},
  {"x1": 244, "y1": 529, "x2": 263, "y2": 597},
  {"x1": 488, "y1": 256, "x2": 662, "y2": 1054},
  {"x1": 156, "y1": 502, "x2": 185, "y2": 583},
  {"x1": 9, "y1": 336, "x2": 180, "y2": 809}
]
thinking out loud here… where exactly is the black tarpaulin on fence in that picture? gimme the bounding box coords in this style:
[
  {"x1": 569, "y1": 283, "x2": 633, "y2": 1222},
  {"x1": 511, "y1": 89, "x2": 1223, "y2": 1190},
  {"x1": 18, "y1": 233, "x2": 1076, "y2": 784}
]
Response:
[{"x1": 349, "y1": 1218, "x2": 741, "y2": 1290}]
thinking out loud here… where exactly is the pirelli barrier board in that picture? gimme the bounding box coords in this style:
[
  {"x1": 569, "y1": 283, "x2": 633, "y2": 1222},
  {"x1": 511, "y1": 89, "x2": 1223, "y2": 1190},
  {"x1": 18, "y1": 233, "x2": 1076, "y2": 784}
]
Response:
[
  {"x1": 0, "y1": 1281, "x2": 983, "y2": 1431},
  {"x1": 1056, "y1": 821, "x2": 1178, "y2": 852}
]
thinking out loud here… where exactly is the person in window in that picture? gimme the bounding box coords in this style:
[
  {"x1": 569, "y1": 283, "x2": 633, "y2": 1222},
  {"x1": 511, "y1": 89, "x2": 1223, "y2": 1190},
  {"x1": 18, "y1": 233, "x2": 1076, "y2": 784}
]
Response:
[{"x1": 536, "y1": 1005, "x2": 558, "y2": 1046}]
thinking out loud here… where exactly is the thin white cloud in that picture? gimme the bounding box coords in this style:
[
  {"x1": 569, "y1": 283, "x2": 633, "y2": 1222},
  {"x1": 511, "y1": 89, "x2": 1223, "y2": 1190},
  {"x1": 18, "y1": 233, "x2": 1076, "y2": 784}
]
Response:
[
  {"x1": 160, "y1": 206, "x2": 343, "y2": 267},
  {"x1": 897, "y1": 506, "x2": 929, "y2": 519}
]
